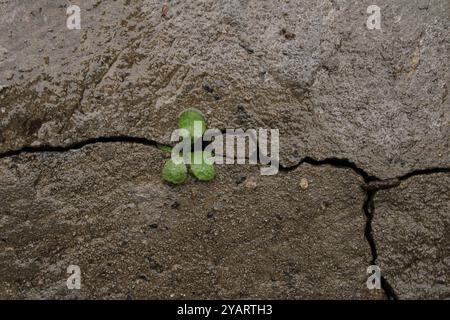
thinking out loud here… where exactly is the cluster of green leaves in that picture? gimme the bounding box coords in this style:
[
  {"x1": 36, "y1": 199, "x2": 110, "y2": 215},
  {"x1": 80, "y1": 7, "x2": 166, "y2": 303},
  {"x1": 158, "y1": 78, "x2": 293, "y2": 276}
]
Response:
[{"x1": 162, "y1": 109, "x2": 216, "y2": 184}]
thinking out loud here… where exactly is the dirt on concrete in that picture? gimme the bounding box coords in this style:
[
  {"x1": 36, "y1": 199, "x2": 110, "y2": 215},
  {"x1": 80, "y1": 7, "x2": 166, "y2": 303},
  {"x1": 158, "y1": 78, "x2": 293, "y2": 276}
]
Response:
[{"x1": 0, "y1": 0, "x2": 449, "y2": 300}]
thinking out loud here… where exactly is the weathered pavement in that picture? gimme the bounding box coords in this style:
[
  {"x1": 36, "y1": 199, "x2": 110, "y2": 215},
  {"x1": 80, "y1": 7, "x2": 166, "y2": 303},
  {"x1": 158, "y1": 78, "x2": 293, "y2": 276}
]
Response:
[
  {"x1": 0, "y1": 0, "x2": 449, "y2": 299},
  {"x1": 1, "y1": 143, "x2": 372, "y2": 299},
  {"x1": 373, "y1": 173, "x2": 450, "y2": 299}
]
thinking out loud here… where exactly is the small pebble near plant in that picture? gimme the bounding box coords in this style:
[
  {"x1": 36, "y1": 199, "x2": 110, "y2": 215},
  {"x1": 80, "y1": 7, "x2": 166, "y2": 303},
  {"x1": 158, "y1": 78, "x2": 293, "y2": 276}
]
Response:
[{"x1": 162, "y1": 109, "x2": 215, "y2": 184}]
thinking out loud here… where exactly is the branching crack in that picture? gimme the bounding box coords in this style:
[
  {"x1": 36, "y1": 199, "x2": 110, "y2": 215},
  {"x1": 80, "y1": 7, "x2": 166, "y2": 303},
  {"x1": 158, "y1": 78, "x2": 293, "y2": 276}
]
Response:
[
  {"x1": 360, "y1": 167, "x2": 450, "y2": 300},
  {"x1": 282, "y1": 158, "x2": 397, "y2": 299},
  {"x1": 0, "y1": 136, "x2": 449, "y2": 300}
]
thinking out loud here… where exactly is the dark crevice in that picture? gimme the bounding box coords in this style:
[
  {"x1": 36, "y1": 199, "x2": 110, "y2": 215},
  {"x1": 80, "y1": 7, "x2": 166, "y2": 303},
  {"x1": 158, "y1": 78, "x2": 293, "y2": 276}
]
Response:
[
  {"x1": 363, "y1": 190, "x2": 378, "y2": 265},
  {"x1": 274, "y1": 157, "x2": 418, "y2": 300},
  {"x1": 360, "y1": 166, "x2": 450, "y2": 300},
  {"x1": 0, "y1": 135, "x2": 164, "y2": 159},
  {"x1": 381, "y1": 276, "x2": 398, "y2": 300},
  {"x1": 399, "y1": 167, "x2": 450, "y2": 181},
  {"x1": 363, "y1": 189, "x2": 398, "y2": 300},
  {"x1": 280, "y1": 156, "x2": 378, "y2": 183},
  {"x1": 281, "y1": 157, "x2": 416, "y2": 300}
]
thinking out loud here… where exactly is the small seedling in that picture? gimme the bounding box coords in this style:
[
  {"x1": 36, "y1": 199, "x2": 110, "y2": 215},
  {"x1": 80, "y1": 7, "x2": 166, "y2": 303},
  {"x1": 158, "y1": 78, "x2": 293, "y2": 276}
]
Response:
[{"x1": 162, "y1": 109, "x2": 216, "y2": 184}]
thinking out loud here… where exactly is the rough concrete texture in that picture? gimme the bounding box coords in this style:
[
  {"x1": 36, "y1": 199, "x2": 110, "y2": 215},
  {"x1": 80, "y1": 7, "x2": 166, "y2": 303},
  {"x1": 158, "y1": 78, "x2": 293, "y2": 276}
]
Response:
[
  {"x1": 373, "y1": 173, "x2": 450, "y2": 300},
  {"x1": 0, "y1": 0, "x2": 449, "y2": 178},
  {"x1": 0, "y1": 0, "x2": 449, "y2": 300},
  {"x1": 0, "y1": 144, "x2": 371, "y2": 299}
]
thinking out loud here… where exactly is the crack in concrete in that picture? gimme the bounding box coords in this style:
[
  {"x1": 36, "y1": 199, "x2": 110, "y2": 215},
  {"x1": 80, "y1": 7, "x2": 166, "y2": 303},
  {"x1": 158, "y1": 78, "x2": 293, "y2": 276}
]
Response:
[
  {"x1": 281, "y1": 158, "x2": 400, "y2": 299},
  {"x1": 361, "y1": 166, "x2": 450, "y2": 300},
  {"x1": 0, "y1": 135, "x2": 449, "y2": 300},
  {"x1": 279, "y1": 156, "x2": 376, "y2": 182},
  {"x1": 0, "y1": 136, "x2": 162, "y2": 159},
  {"x1": 363, "y1": 189, "x2": 398, "y2": 300}
]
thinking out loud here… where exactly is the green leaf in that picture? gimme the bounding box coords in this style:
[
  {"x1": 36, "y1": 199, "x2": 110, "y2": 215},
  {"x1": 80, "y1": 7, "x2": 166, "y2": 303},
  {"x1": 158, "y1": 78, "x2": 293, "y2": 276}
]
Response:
[
  {"x1": 178, "y1": 109, "x2": 206, "y2": 142},
  {"x1": 162, "y1": 158, "x2": 187, "y2": 184},
  {"x1": 189, "y1": 151, "x2": 215, "y2": 182}
]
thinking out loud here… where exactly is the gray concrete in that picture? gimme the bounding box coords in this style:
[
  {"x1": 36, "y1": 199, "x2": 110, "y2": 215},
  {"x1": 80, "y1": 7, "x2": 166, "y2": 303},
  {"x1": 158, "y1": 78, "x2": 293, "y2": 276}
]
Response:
[
  {"x1": 0, "y1": 144, "x2": 371, "y2": 299},
  {"x1": 0, "y1": 0, "x2": 448, "y2": 299},
  {"x1": 1, "y1": 0, "x2": 448, "y2": 178},
  {"x1": 373, "y1": 173, "x2": 450, "y2": 299}
]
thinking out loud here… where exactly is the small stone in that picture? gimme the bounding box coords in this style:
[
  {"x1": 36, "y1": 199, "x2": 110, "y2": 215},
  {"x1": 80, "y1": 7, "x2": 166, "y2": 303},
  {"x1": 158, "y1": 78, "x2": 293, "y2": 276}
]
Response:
[
  {"x1": 202, "y1": 83, "x2": 214, "y2": 93},
  {"x1": 236, "y1": 105, "x2": 250, "y2": 121},
  {"x1": 5, "y1": 71, "x2": 14, "y2": 80},
  {"x1": 161, "y1": 4, "x2": 169, "y2": 18},
  {"x1": 236, "y1": 175, "x2": 246, "y2": 185},
  {"x1": 244, "y1": 176, "x2": 257, "y2": 189},
  {"x1": 300, "y1": 178, "x2": 309, "y2": 190},
  {"x1": 280, "y1": 28, "x2": 296, "y2": 40},
  {"x1": 137, "y1": 273, "x2": 149, "y2": 281},
  {"x1": 410, "y1": 55, "x2": 420, "y2": 70}
]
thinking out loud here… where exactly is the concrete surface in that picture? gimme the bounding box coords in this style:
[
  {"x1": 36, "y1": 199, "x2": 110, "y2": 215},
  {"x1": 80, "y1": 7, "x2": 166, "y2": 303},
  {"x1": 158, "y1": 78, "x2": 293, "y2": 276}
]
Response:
[
  {"x1": 0, "y1": 0, "x2": 448, "y2": 299},
  {"x1": 0, "y1": 144, "x2": 371, "y2": 299},
  {"x1": 373, "y1": 173, "x2": 450, "y2": 299}
]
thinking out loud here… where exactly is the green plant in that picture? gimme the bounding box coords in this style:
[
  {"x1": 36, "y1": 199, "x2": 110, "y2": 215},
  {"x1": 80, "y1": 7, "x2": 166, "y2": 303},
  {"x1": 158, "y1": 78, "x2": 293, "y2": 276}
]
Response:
[
  {"x1": 178, "y1": 109, "x2": 206, "y2": 142},
  {"x1": 162, "y1": 158, "x2": 187, "y2": 184},
  {"x1": 162, "y1": 109, "x2": 216, "y2": 184},
  {"x1": 189, "y1": 151, "x2": 215, "y2": 181}
]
